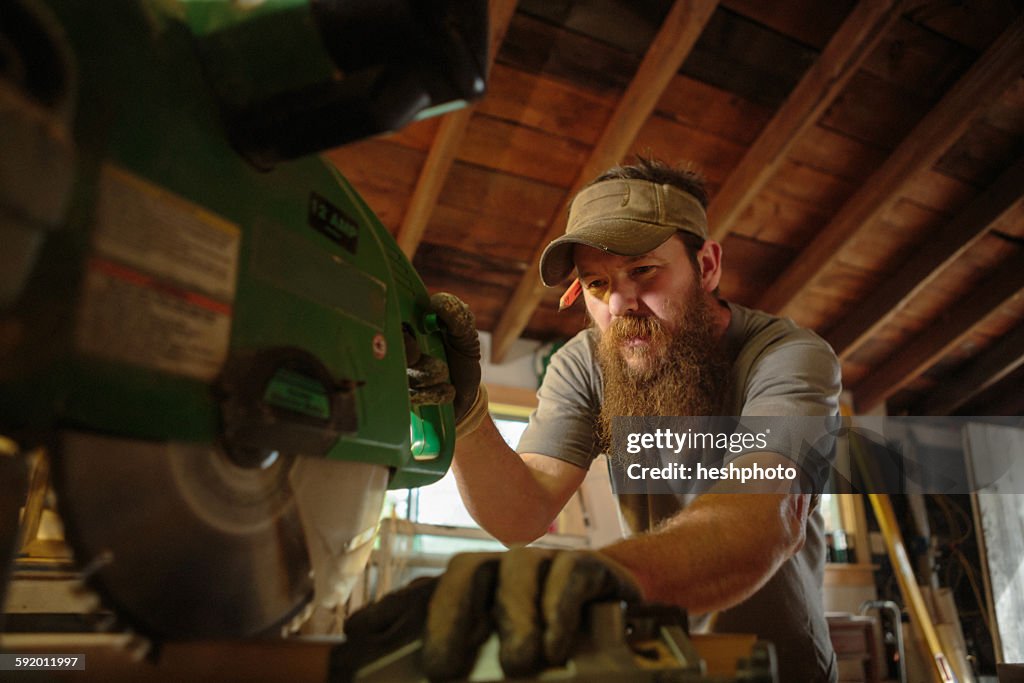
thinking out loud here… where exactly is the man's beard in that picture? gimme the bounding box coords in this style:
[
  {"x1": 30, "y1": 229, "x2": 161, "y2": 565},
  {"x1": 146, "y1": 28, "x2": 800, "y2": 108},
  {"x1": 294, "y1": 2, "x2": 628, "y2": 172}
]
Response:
[{"x1": 596, "y1": 286, "x2": 729, "y2": 460}]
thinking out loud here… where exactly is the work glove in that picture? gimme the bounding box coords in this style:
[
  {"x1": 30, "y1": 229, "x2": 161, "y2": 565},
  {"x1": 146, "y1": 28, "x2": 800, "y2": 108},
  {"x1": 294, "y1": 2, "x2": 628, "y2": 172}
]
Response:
[
  {"x1": 343, "y1": 575, "x2": 437, "y2": 643},
  {"x1": 407, "y1": 293, "x2": 487, "y2": 436},
  {"x1": 358, "y1": 548, "x2": 642, "y2": 681}
]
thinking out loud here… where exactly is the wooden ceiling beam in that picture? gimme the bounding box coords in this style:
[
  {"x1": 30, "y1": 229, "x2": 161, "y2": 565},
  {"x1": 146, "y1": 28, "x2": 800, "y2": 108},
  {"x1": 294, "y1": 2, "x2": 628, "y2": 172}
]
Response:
[
  {"x1": 853, "y1": 254, "x2": 1024, "y2": 413},
  {"x1": 395, "y1": 0, "x2": 518, "y2": 259},
  {"x1": 915, "y1": 320, "x2": 1024, "y2": 415},
  {"x1": 489, "y1": 0, "x2": 720, "y2": 363},
  {"x1": 954, "y1": 365, "x2": 1024, "y2": 415},
  {"x1": 708, "y1": 0, "x2": 908, "y2": 238},
  {"x1": 827, "y1": 156, "x2": 1024, "y2": 359},
  {"x1": 756, "y1": 14, "x2": 1024, "y2": 317}
]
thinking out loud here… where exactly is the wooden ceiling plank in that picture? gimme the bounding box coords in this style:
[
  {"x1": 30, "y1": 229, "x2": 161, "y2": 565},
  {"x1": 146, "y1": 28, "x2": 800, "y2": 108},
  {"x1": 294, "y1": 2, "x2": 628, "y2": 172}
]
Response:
[
  {"x1": 756, "y1": 13, "x2": 1024, "y2": 316},
  {"x1": 325, "y1": 139, "x2": 425, "y2": 230},
  {"x1": 396, "y1": 108, "x2": 473, "y2": 257},
  {"x1": 953, "y1": 364, "x2": 1024, "y2": 415},
  {"x1": 708, "y1": 0, "x2": 908, "y2": 238},
  {"x1": 720, "y1": 0, "x2": 855, "y2": 50},
  {"x1": 826, "y1": 156, "x2": 1024, "y2": 358},
  {"x1": 394, "y1": 0, "x2": 519, "y2": 259},
  {"x1": 478, "y1": 64, "x2": 615, "y2": 145},
  {"x1": 457, "y1": 114, "x2": 589, "y2": 187},
  {"x1": 655, "y1": 74, "x2": 774, "y2": 147},
  {"x1": 853, "y1": 254, "x2": 1024, "y2": 412},
  {"x1": 490, "y1": 0, "x2": 720, "y2": 363},
  {"x1": 915, "y1": 320, "x2": 1024, "y2": 415}
]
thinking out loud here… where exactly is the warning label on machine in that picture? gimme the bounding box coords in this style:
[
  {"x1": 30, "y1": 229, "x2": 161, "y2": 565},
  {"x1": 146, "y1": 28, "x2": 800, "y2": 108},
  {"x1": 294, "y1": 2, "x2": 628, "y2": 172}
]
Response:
[{"x1": 75, "y1": 165, "x2": 240, "y2": 381}]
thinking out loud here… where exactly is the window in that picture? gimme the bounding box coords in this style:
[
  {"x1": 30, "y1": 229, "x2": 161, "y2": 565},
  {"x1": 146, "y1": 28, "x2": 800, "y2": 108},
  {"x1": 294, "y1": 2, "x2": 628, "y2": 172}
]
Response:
[{"x1": 380, "y1": 415, "x2": 529, "y2": 554}]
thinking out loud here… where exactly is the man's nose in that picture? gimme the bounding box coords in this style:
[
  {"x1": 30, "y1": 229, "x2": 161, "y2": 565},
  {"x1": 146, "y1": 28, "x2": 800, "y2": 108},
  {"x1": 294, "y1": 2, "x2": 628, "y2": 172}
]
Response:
[{"x1": 607, "y1": 281, "x2": 639, "y2": 317}]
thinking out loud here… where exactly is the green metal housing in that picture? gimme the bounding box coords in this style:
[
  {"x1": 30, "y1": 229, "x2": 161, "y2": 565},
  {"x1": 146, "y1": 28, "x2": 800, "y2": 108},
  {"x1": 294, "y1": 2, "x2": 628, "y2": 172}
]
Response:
[{"x1": 0, "y1": 0, "x2": 455, "y2": 488}]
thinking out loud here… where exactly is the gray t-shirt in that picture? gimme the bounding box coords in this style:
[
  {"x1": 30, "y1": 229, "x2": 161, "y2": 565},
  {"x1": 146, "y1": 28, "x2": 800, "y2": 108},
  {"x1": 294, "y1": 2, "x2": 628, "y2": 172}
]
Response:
[{"x1": 517, "y1": 301, "x2": 842, "y2": 683}]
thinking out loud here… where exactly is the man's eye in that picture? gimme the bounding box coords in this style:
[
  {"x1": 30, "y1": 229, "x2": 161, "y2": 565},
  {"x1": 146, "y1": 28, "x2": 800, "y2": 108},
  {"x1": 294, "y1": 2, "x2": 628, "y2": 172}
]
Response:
[
  {"x1": 632, "y1": 266, "x2": 656, "y2": 276},
  {"x1": 584, "y1": 279, "x2": 606, "y2": 291}
]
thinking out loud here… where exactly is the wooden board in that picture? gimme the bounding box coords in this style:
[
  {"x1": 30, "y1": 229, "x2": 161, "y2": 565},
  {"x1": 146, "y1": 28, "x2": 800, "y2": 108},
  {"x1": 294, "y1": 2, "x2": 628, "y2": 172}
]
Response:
[
  {"x1": 761, "y1": 11, "x2": 1024, "y2": 321},
  {"x1": 762, "y1": 158, "x2": 859, "y2": 210},
  {"x1": 921, "y1": 321, "x2": 1024, "y2": 387},
  {"x1": 860, "y1": 17, "x2": 977, "y2": 100},
  {"x1": 837, "y1": 200, "x2": 950, "y2": 273},
  {"x1": 786, "y1": 123, "x2": 889, "y2": 182},
  {"x1": 819, "y1": 70, "x2": 935, "y2": 150},
  {"x1": 431, "y1": 161, "x2": 565, "y2": 236},
  {"x1": 852, "y1": 252, "x2": 1024, "y2": 409},
  {"x1": 323, "y1": 140, "x2": 424, "y2": 233},
  {"x1": 826, "y1": 254, "x2": 1005, "y2": 369},
  {"x1": 383, "y1": 117, "x2": 441, "y2": 152},
  {"x1": 681, "y1": 6, "x2": 818, "y2": 108},
  {"x1": 982, "y1": 77, "x2": 1024, "y2": 136},
  {"x1": 716, "y1": 234, "x2": 796, "y2": 305},
  {"x1": 740, "y1": 121, "x2": 990, "y2": 272},
  {"x1": 992, "y1": 201, "x2": 1024, "y2": 238},
  {"x1": 956, "y1": 364, "x2": 1024, "y2": 415},
  {"x1": 654, "y1": 73, "x2": 774, "y2": 147},
  {"x1": 937, "y1": 120, "x2": 1024, "y2": 186},
  {"x1": 476, "y1": 64, "x2": 615, "y2": 145},
  {"x1": 880, "y1": 235, "x2": 1019, "y2": 323},
  {"x1": 423, "y1": 204, "x2": 545, "y2": 264},
  {"x1": 906, "y1": 0, "x2": 1022, "y2": 51},
  {"x1": 516, "y1": 0, "x2": 670, "y2": 56},
  {"x1": 898, "y1": 168, "x2": 979, "y2": 213},
  {"x1": 496, "y1": 13, "x2": 638, "y2": 95},
  {"x1": 412, "y1": 242, "x2": 525, "y2": 332},
  {"x1": 629, "y1": 114, "x2": 748, "y2": 191},
  {"x1": 720, "y1": 0, "x2": 855, "y2": 49},
  {"x1": 730, "y1": 188, "x2": 833, "y2": 248},
  {"x1": 782, "y1": 260, "x2": 879, "y2": 329},
  {"x1": 458, "y1": 112, "x2": 590, "y2": 188}
]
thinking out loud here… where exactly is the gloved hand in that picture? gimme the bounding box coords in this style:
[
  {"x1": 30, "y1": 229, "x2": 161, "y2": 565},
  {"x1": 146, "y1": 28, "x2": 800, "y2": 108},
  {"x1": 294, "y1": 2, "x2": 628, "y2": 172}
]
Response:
[
  {"x1": 343, "y1": 576, "x2": 436, "y2": 643},
  {"x1": 407, "y1": 293, "x2": 487, "y2": 436},
  {"x1": 334, "y1": 576, "x2": 438, "y2": 681},
  {"x1": 417, "y1": 548, "x2": 642, "y2": 680}
]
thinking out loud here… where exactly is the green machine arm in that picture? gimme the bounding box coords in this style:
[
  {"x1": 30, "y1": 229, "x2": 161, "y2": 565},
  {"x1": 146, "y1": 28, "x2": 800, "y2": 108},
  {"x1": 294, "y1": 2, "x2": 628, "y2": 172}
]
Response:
[
  {"x1": 0, "y1": 0, "x2": 487, "y2": 639},
  {"x1": 1, "y1": 0, "x2": 488, "y2": 486}
]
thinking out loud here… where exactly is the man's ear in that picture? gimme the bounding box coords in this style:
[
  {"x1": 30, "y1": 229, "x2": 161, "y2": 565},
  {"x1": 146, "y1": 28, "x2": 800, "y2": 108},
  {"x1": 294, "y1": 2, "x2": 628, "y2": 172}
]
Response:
[{"x1": 696, "y1": 240, "x2": 723, "y2": 293}]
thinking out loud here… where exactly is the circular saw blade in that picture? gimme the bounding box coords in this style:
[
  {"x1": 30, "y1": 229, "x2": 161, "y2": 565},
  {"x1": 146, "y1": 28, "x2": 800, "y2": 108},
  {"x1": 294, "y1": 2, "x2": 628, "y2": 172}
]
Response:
[{"x1": 52, "y1": 431, "x2": 313, "y2": 639}]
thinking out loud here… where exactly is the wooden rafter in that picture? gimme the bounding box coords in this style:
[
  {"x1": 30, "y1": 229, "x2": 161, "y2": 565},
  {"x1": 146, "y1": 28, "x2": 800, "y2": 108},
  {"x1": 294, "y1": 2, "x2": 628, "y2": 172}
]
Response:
[
  {"x1": 395, "y1": 0, "x2": 519, "y2": 259},
  {"x1": 757, "y1": 14, "x2": 1024, "y2": 317},
  {"x1": 826, "y1": 156, "x2": 1024, "y2": 359},
  {"x1": 958, "y1": 365, "x2": 1024, "y2": 415},
  {"x1": 708, "y1": 0, "x2": 908, "y2": 238},
  {"x1": 915, "y1": 320, "x2": 1024, "y2": 415},
  {"x1": 489, "y1": 0, "x2": 720, "y2": 363},
  {"x1": 853, "y1": 254, "x2": 1024, "y2": 413}
]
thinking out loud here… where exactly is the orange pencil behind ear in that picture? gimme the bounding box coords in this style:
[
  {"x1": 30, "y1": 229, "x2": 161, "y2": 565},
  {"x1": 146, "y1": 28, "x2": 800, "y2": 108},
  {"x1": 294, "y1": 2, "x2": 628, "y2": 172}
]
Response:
[{"x1": 559, "y1": 278, "x2": 582, "y2": 311}]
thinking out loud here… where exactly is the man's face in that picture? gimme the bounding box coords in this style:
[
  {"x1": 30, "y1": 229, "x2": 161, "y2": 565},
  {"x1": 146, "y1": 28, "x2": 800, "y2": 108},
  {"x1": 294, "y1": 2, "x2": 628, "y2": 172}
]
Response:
[
  {"x1": 577, "y1": 236, "x2": 730, "y2": 457},
  {"x1": 574, "y1": 237, "x2": 708, "y2": 376}
]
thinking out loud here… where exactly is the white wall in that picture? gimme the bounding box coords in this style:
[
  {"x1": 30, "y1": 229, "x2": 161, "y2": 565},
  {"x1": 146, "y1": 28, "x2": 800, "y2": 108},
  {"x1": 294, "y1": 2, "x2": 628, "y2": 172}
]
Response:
[{"x1": 478, "y1": 330, "x2": 544, "y2": 390}]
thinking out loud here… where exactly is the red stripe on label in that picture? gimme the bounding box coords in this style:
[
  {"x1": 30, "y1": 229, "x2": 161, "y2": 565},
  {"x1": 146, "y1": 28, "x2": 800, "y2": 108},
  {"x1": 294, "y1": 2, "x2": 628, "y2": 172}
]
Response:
[{"x1": 90, "y1": 258, "x2": 233, "y2": 316}]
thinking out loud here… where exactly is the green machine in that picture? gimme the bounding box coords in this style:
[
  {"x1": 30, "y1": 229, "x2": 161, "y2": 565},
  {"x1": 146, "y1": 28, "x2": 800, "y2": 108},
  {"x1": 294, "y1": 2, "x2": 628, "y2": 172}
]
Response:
[{"x1": 0, "y1": 0, "x2": 486, "y2": 639}]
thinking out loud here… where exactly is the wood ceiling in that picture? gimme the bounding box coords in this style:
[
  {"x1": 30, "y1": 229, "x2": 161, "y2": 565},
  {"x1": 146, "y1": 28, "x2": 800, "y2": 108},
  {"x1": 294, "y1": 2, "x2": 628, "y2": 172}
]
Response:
[{"x1": 326, "y1": 0, "x2": 1024, "y2": 416}]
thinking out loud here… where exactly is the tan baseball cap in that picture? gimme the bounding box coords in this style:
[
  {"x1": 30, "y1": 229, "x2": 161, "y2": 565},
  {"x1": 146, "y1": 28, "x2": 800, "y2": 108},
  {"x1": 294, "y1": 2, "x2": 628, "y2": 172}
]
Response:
[{"x1": 539, "y1": 179, "x2": 709, "y2": 286}]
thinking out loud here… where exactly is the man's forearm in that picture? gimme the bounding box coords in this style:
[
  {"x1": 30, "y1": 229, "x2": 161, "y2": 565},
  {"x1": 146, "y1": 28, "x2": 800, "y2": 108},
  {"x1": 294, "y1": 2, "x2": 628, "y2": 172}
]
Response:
[
  {"x1": 451, "y1": 417, "x2": 563, "y2": 545},
  {"x1": 600, "y1": 493, "x2": 809, "y2": 614}
]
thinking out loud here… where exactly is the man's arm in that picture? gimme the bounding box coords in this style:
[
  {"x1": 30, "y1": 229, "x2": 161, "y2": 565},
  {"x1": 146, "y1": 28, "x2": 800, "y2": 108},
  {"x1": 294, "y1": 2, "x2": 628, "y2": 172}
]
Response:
[
  {"x1": 601, "y1": 452, "x2": 810, "y2": 614},
  {"x1": 451, "y1": 415, "x2": 587, "y2": 546},
  {"x1": 412, "y1": 293, "x2": 586, "y2": 544}
]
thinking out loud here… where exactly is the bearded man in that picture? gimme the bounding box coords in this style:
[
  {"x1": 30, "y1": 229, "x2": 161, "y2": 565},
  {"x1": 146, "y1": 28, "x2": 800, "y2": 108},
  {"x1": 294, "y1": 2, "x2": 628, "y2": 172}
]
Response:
[{"x1": 357, "y1": 158, "x2": 842, "y2": 683}]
